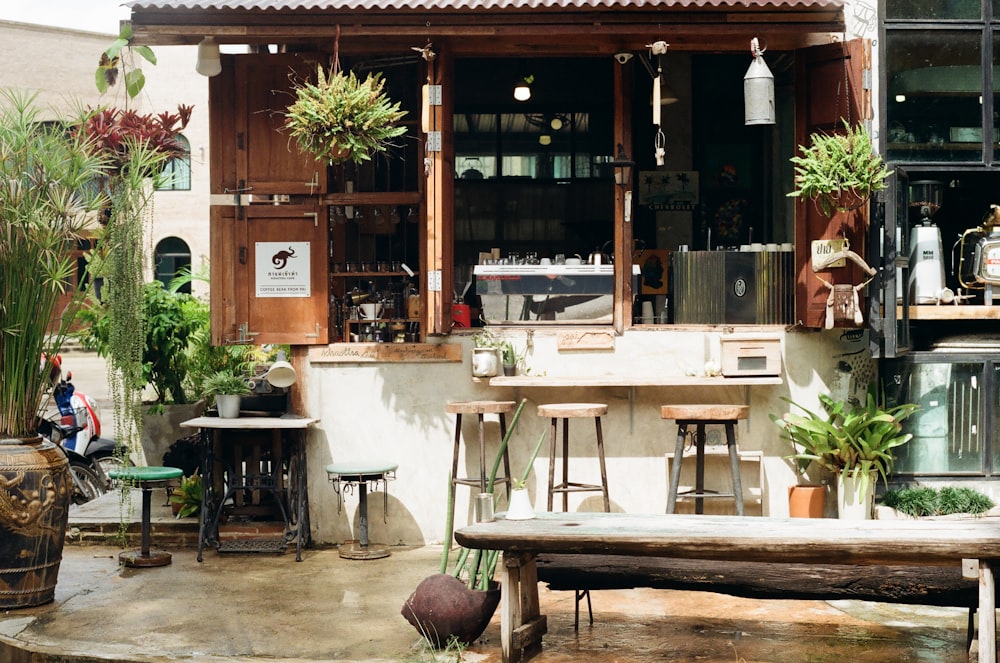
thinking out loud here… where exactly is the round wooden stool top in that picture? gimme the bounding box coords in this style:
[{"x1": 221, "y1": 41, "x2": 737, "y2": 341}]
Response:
[
  {"x1": 537, "y1": 403, "x2": 609, "y2": 418},
  {"x1": 446, "y1": 400, "x2": 517, "y2": 415},
  {"x1": 660, "y1": 404, "x2": 749, "y2": 421}
]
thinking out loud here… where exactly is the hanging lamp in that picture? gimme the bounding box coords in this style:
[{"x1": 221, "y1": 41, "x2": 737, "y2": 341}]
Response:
[{"x1": 744, "y1": 37, "x2": 775, "y2": 125}]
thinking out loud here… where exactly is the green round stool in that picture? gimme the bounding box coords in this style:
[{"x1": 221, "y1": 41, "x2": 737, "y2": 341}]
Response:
[
  {"x1": 325, "y1": 461, "x2": 397, "y2": 560},
  {"x1": 108, "y1": 465, "x2": 184, "y2": 567}
]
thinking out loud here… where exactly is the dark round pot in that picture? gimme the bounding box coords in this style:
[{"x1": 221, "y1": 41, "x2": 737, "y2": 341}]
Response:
[
  {"x1": 0, "y1": 435, "x2": 72, "y2": 608},
  {"x1": 401, "y1": 573, "x2": 501, "y2": 647}
]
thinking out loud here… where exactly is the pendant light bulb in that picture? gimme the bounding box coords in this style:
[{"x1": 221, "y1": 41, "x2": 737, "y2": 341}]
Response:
[{"x1": 196, "y1": 37, "x2": 222, "y2": 77}]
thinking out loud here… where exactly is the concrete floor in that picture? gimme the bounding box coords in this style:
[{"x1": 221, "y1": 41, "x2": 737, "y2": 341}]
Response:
[
  {"x1": 0, "y1": 490, "x2": 975, "y2": 663},
  {"x1": 1, "y1": 350, "x2": 976, "y2": 662}
]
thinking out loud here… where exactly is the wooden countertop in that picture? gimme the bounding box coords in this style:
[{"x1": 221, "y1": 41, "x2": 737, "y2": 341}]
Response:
[
  {"x1": 180, "y1": 416, "x2": 319, "y2": 430},
  {"x1": 486, "y1": 375, "x2": 782, "y2": 387}
]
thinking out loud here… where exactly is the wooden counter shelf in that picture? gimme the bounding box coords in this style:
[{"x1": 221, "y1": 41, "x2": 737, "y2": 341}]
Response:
[
  {"x1": 486, "y1": 375, "x2": 783, "y2": 387},
  {"x1": 898, "y1": 305, "x2": 1000, "y2": 320}
]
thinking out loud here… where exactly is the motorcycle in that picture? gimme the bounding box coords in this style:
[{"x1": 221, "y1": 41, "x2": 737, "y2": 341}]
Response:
[
  {"x1": 46, "y1": 360, "x2": 129, "y2": 478},
  {"x1": 36, "y1": 356, "x2": 126, "y2": 504}
]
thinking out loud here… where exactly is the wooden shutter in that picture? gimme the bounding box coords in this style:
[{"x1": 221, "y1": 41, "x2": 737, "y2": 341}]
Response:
[{"x1": 794, "y1": 39, "x2": 870, "y2": 329}]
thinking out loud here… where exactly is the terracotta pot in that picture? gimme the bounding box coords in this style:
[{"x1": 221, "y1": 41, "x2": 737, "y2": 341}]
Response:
[
  {"x1": 788, "y1": 484, "x2": 825, "y2": 518},
  {"x1": 0, "y1": 435, "x2": 72, "y2": 608},
  {"x1": 401, "y1": 573, "x2": 500, "y2": 647}
]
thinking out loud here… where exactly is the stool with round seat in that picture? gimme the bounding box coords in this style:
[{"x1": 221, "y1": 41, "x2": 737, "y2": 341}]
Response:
[
  {"x1": 108, "y1": 465, "x2": 184, "y2": 567},
  {"x1": 661, "y1": 404, "x2": 749, "y2": 516},
  {"x1": 325, "y1": 460, "x2": 398, "y2": 560},
  {"x1": 446, "y1": 400, "x2": 516, "y2": 518},
  {"x1": 538, "y1": 402, "x2": 610, "y2": 513}
]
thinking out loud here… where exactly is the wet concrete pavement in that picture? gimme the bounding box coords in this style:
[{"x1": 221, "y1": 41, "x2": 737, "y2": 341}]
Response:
[
  {"x1": 0, "y1": 490, "x2": 975, "y2": 663},
  {"x1": 5, "y1": 351, "x2": 974, "y2": 662}
]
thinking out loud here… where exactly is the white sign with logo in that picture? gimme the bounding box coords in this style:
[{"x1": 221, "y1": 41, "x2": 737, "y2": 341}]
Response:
[{"x1": 255, "y1": 242, "x2": 310, "y2": 297}]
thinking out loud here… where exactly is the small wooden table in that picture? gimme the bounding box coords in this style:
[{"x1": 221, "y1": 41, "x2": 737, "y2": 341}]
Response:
[
  {"x1": 456, "y1": 512, "x2": 1000, "y2": 663},
  {"x1": 180, "y1": 416, "x2": 318, "y2": 562}
]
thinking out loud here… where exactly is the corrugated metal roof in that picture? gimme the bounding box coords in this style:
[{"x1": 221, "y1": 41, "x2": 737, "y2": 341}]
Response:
[{"x1": 128, "y1": 0, "x2": 844, "y2": 11}]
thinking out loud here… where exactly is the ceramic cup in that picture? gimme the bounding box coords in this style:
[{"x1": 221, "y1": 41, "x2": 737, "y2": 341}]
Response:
[{"x1": 360, "y1": 302, "x2": 383, "y2": 319}]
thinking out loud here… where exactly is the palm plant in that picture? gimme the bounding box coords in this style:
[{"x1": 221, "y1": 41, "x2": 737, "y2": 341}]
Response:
[{"x1": 770, "y1": 383, "x2": 920, "y2": 499}]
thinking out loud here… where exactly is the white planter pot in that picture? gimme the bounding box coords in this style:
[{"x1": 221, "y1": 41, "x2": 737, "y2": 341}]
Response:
[
  {"x1": 215, "y1": 394, "x2": 242, "y2": 419},
  {"x1": 504, "y1": 488, "x2": 535, "y2": 520},
  {"x1": 837, "y1": 471, "x2": 875, "y2": 520},
  {"x1": 471, "y1": 348, "x2": 501, "y2": 378}
]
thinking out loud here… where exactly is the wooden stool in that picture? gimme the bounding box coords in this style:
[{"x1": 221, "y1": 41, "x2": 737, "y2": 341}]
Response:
[
  {"x1": 661, "y1": 404, "x2": 749, "y2": 516},
  {"x1": 446, "y1": 400, "x2": 516, "y2": 501},
  {"x1": 538, "y1": 403, "x2": 610, "y2": 513},
  {"x1": 325, "y1": 461, "x2": 398, "y2": 560},
  {"x1": 108, "y1": 465, "x2": 184, "y2": 567}
]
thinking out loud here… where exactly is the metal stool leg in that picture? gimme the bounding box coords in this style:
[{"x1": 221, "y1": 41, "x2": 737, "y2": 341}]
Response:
[
  {"x1": 594, "y1": 415, "x2": 610, "y2": 512},
  {"x1": 666, "y1": 423, "x2": 688, "y2": 513},
  {"x1": 449, "y1": 413, "x2": 463, "y2": 542},
  {"x1": 725, "y1": 422, "x2": 745, "y2": 516},
  {"x1": 695, "y1": 424, "x2": 706, "y2": 514},
  {"x1": 561, "y1": 418, "x2": 570, "y2": 512},
  {"x1": 547, "y1": 416, "x2": 558, "y2": 511}
]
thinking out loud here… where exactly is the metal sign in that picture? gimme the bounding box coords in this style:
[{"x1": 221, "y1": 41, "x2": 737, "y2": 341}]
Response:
[{"x1": 255, "y1": 242, "x2": 310, "y2": 297}]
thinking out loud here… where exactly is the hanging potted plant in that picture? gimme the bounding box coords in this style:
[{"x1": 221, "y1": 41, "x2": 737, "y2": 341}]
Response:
[
  {"x1": 0, "y1": 90, "x2": 110, "y2": 608},
  {"x1": 282, "y1": 58, "x2": 407, "y2": 165},
  {"x1": 787, "y1": 121, "x2": 892, "y2": 217},
  {"x1": 770, "y1": 384, "x2": 920, "y2": 519}
]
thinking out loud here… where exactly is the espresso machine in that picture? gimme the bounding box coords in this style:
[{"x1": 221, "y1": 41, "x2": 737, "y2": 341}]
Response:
[
  {"x1": 956, "y1": 203, "x2": 1000, "y2": 305},
  {"x1": 907, "y1": 180, "x2": 952, "y2": 304}
]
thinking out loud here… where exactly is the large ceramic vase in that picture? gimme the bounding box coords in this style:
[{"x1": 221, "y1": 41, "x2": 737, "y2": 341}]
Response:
[
  {"x1": 837, "y1": 472, "x2": 875, "y2": 520},
  {"x1": 401, "y1": 573, "x2": 501, "y2": 647},
  {"x1": 0, "y1": 435, "x2": 72, "y2": 608}
]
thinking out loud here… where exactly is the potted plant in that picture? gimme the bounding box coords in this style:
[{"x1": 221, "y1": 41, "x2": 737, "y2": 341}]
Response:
[
  {"x1": 770, "y1": 384, "x2": 920, "y2": 519},
  {"x1": 0, "y1": 91, "x2": 109, "y2": 608},
  {"x1": 471, "y1": 328, "x2": 503, "y2": 378},
  {"x1": 169, "y1": 474, "x2": 202, "y2": 518},
  {"x1": 500, "y1": 340, "x2": 518, "y2": 376},
  {"x1": 787, "y1": 121, "x2": 892, "y2": 216},
  {"x1": 282, "y1": 63, "x2": 407, "y2": 165},
  {"x1": 202, "y1": 370, "x2": 251, "y2": 419}
]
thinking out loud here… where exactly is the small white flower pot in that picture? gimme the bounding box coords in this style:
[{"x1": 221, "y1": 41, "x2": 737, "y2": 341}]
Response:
[
  {"x1": 216, "y1": 394, "x2": 241, "y2": 419},
  {"x1": 504, "y1": 488, "x2": 535, "y2": 520}
]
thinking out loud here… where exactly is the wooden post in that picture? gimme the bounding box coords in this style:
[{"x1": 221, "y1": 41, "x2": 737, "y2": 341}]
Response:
[{"x1": 979, "y1": 559, "x2": 996, "y2": 663}]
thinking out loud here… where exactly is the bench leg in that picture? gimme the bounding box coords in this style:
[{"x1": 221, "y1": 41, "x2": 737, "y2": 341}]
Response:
[
  {"x1": 979, "y1": 559, "x2": 996, "y2": 663},
  {"x1": 502, "y1": 551, "x2": 547, "y2": 663}
]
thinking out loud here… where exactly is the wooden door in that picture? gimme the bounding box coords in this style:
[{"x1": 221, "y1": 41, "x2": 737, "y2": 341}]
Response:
[{"x1": 794, "y1": 39, "x2": 870, "y2": 329}]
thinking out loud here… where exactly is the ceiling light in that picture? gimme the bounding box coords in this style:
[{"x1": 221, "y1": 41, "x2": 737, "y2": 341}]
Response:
[
  {"x1": 539, "y1": 134, "x2": 552, "y2": 146},
  {"x1": 513, "y1": 76, "x2": 533, "y2": 102},
  {"x1": 550, "y1": 116, "x2": 563, "y2": 131},
  {"x1": 196, "y1": 37, "x2": 222, "y2": 77}
]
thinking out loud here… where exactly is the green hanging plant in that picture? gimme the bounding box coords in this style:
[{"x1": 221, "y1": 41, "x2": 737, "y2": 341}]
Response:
[
  {"x1": 787, "y1": 121, "x2": 892, "y2": 217},
  {"x1": 283, "y1": 64, "x2": 407, "y2": 165}
]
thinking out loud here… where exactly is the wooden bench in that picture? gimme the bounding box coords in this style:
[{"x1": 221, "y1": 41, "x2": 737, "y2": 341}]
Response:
[{"x1": 455, "y1": 512, "x2": 1000, "y2": 663}]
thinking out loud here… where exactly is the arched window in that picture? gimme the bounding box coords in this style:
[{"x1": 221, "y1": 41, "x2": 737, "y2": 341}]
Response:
[
  {"x1": 157, "y1": 134, "x2": 191, "y2": 191},
  {"x1": 154, "y1": 237, "x2": 192, "y2": 292}
]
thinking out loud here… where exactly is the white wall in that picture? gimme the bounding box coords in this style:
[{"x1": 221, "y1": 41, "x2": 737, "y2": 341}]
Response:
[{"x1": 304, "y1": 327, "x2": 871, "y2": 547}]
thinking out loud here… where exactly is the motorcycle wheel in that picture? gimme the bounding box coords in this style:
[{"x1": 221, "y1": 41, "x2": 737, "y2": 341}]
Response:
[
  {"x1": 92, "y1": 450, "x2": 133, "y2": 482},
  {"x1": 69, "y1": 460, "x2": 106, "y2": 505}
]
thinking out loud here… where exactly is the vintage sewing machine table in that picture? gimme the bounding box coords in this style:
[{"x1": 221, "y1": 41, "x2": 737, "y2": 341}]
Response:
[{"x1": 181, "y1": 416, "x2": 318, "y2": 562}]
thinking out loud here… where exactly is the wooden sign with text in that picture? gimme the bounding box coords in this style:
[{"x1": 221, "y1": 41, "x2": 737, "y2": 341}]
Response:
[
  {"x1": 556, "y1": 330, "x2": 616, "y2": 351},
  {"x1": 308, "y1": 343, "x2": 463, "y2": 363}
]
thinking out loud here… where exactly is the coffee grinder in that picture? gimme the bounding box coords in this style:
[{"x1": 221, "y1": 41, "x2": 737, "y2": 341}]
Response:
[{"x1": 907, "y1": 180, "x2": 952, "y2": 304}]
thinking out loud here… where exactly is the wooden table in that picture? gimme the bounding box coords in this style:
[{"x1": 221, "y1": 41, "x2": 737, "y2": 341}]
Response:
[
  {"x1": 455, "y1": 512, "x2": 1000, "y2": 663},
  {"x1": 180, "y1": 416, "x2": 318, "y2": 562}
]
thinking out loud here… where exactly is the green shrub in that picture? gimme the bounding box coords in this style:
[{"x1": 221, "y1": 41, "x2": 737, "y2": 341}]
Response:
[{"x1": 881, "y1": 486, "x2": 994, "y2": 517}]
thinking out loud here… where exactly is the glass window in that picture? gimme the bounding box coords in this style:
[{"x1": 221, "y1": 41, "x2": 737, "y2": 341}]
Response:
[
  {"x1": 154, "y1": 236, "x2": 192, "y2": 292},
  {"x1": 886, "y1": 0, "x2": 980, "y2": 20},
  {"x1": 157, "y1": 134, "x2": 191, "y2": 191},
  {"x1": 886, "y1": 30, "x2": 983, "y2": 162},
  {"x1": 886, "y1": 357, "x2": 987, "y2": 475}
]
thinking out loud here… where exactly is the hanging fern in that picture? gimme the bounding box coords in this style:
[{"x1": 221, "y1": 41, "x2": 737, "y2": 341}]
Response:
[{"x1": 283, "y1": 65, "x2": 407, "y2": 165}]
